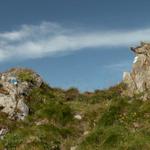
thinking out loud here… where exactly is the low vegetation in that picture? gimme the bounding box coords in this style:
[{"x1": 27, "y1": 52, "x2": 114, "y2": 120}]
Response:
[
  {"x1": 0, "y1": 81, "x2": 149, "y2": 150},
  {"x1": 18, "y1": 70, "x2": 36, "y2": 83}
]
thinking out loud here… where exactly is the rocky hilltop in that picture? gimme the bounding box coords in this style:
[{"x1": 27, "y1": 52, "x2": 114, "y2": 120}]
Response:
[
  {"x1": 0, "y1": 68, "x2": 43, "y2": 120},
  {"x1": 0, "y1": 47, "x2": 150, "y2": 149},
  {"x1": 1, "y1": 42, "x2": 149, "y2": 122},
  {"x1": 123, "y1": 42, "x2": 150, "y2": 98}
]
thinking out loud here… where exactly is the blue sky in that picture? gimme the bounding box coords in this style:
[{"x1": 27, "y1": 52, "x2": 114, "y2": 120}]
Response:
[{"x1": 0, "y1": 0, "x2": 150, "y2": 91}]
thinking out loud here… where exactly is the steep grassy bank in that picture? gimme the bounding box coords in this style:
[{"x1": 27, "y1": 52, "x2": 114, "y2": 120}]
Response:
[{"x1": 0, "y1": 80, "x2": 149, "y2": 150}]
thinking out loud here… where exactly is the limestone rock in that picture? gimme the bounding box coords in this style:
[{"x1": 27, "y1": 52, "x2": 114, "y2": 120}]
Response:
[
  {"x1": 70, "y1": 146, "x2": 77, "y2": 150},
  {"x1": 74, "y1": 114, "x2": 82, "y2": 120},
  {"x1": 123, "y1": 42, "x2": 150, "y2": 98},
  {"x1": 0, "y1": 126, "x2": 8, "y2": 139},
  {"x1": 16, "y1": 98, "x2": 29, "y2": 120},
  {"x1": 0, "y1": 68, "x2": 43, "y2": 120},
  {"x1": 83, "y1": 131, "x2": 89, "y2": 136}
]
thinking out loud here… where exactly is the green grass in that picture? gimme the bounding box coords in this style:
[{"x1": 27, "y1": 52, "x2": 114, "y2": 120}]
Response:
[
  {"x1": 0, "y1": 80, "x2": 150, "y2": 149},
  {"x1": 78, "y1": 98, "x2": 150, "y2": 150},
  {"x1": 18, "y1": 70, "x2": 36, "y2": 83}
]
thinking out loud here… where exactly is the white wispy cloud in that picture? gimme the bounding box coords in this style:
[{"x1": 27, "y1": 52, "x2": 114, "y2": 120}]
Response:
[
  {"x1": 0, "y1": 22, "x2": 150, "y2": 62},
  {"x1": 103, "y1": 61, "x2": 132, "y2": 71}
]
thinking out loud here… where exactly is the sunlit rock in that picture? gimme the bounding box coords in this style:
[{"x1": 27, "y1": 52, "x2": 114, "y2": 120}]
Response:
[{"x1": 123, "y1": 42, "x2": 150, "y2": 98}]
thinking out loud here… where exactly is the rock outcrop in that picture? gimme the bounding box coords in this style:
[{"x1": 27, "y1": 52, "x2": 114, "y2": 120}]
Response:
[
  {"x1": 123, "y1": 42, "x2": 150, "y2": 98},
  {"x1": 0, "y1": 68, "x2": 43, "y2": 120}
]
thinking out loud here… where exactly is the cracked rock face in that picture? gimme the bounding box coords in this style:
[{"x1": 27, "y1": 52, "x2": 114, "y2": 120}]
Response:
[
  {"x1": 123, "y1": 42, "x2": 150, "y2": 98},
  {"x1": 0, "y1": 68, "x2": 43, "y2": 120}
]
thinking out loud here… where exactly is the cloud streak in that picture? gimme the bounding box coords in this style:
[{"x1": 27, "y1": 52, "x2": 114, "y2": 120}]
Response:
[
  {"x1": 0, "y1": 22, "x2": 150, "y2": 62},
  {"x1": 103, "y1": 61, "x2": 132, "y2": 71}
]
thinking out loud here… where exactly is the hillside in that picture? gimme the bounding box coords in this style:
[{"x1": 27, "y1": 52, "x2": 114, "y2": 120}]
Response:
[{"x1": 0, "y1": 43, "x2": 150, "y2": 150}]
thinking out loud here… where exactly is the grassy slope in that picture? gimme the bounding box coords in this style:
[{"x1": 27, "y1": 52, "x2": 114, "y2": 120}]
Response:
[{"x1": 0, "y1": 80, "x2": 149, "y2": 150}]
